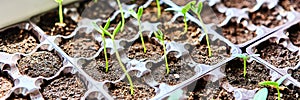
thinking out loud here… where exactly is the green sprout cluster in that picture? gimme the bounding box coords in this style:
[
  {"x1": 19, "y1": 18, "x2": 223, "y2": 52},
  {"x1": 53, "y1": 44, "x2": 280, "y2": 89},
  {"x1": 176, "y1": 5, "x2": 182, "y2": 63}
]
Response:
[
  {"x1": 129, "y1": 7, "x2": 147, "y2": 53},
  {"x1": 234, "y1": 53, "x2": 260, "y2": 77},
  {"x1": 154, "y1": 30, "x2": 169, "y2": 74},
  {"x1": 254, "y1": 74, "x2": 291, "y2": 100}
]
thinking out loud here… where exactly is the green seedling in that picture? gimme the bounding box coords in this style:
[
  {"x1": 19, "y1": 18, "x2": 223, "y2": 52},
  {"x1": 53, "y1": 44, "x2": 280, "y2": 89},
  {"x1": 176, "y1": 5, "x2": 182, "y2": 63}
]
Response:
[
  {"x1": 54, "y1": 0, "x2": 65, "y2": 27},
  {"x1": 190, "y1": 1, "x2": 212, "y2": 57},
  {"x1": 94, "y1": 0, "x2": 97, "y2": 2},
  {"x1": 154, "y1": 30, "x2": 169, "y2": 74},
  {"x1": 254, "y1": 74, "x2": 291, "y2": 100},
  {"x1": 116, "y1": 0, "x2": 125, "y2": 31},
  {"x1": 233, "y1": 53, "x2": 260, "y2": 77},
  {"x1": 129, "y1": 7, "x2": 147, "y2": 53},
  {"x1": 92, "y1": 21, "x2": 134, "y2": 95},
  {"x1": 156, "y1": 0, "x2": 161, "y2": 18},
  {"x1": 165, "y1": 1, "x2": 195, "y2": 34}
]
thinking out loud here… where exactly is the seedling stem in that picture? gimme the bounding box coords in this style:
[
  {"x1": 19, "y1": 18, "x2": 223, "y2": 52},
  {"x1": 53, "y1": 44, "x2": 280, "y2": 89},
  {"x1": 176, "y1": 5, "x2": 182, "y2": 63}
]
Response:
[
  {"x1": 234, "y1": 53, "x2": 259, "y2": 78},
  {"x1": 129, "y1": 7, "x2": 147, "y2": 53},
  {"x1": 154, "y1": 30, "x2": 169, "y2": 74},
  {"x1": 116, "y1": 0, "x2": 125, "y2": 31},
  {"x1": 156, "y1": 0, "x2": 161, "y2": 18},
  {"x1": 54, "y1": 0, "x2": 65, "y2": 27}
]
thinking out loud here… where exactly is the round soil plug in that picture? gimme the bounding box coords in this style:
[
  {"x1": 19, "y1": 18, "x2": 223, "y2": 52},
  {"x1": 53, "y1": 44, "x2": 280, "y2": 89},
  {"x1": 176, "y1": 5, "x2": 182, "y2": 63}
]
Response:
[
  {"x1": 108, "y1": 82, "x2": 156, "y2": 99},
  {"x1": 42, "y1": 75, "x2": 86, "y2": 99},
  {"x1": 0, "y1": 76, "x2": 13, "y2": 98},
  {"x1": 18, "y1": 51, "x2": 62, "y2": 78}
]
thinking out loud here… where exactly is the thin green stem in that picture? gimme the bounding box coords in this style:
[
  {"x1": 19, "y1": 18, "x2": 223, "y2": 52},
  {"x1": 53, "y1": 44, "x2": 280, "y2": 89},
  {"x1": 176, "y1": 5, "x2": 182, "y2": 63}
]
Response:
[
  {"x1": 102, "y1": 35, "x2": 109, "y2": 72},
  {"x1": 138, "y1": 21, "x2": 147, "y2": 53},
  {"x1": 197, "y1": 14, "x2": 212, "y2": 57},
  {"x1": 156, "y1": 0, "x2": 161, "y2": 18},
  {"x1": 243, "y1": 58, "x2": 247, "y2": 77},
  {"x1": 117, "y1": 0, "x2": 125, "y2": 31},
  {"x1": 183, "y1": 14, "x2": 188, "y2": 34},
  {"x1": 162, "y1": 40, "x2": 169, "y2": 74},
  {"x1": 112, "y1": 38, "x2": 134, "y2": 95},
  {"x1": 58, "y1": 2, "x2": 63, "y2": 24},
  {"x1": 277, "y1": 88, "x2": 281, "y2": 100}
]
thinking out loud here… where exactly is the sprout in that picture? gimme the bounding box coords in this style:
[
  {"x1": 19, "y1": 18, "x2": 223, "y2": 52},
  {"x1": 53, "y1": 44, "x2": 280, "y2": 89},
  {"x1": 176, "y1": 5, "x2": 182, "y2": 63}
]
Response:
[
  {"x1": 154, "y1": 30, "x2": 169, "y2": 74},
  {"x1": 92, "y1": 21, "x2": 134, "y2": 95},
  {"x1": 156, "y1": 0, "x2": 161, "y2": 18},
  {"x1": 233, "y1": 53, "x2": 260, "y2": 78},
  {"x1": 129, "y1": 7, "x2": 147, "y2": 53},
  {"x1": 94, "y1": 0, "x2": 97, "y2": 2},
  {"x1": 254, "y1": 74, "x2": 291, "y2": 100},
  {"x1": 116, "y1": 0, "x2": 125, "y2": 31},
  {"x1": 54, "y1": 0, "x2": 65, "y2": 27}
]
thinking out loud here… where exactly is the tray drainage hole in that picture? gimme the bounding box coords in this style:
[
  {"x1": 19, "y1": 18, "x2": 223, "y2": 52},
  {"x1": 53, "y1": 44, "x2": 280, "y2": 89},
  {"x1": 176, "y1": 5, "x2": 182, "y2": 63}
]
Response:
[{"x1": 146, "y1": 62, "x2": 153, "y2": 69}]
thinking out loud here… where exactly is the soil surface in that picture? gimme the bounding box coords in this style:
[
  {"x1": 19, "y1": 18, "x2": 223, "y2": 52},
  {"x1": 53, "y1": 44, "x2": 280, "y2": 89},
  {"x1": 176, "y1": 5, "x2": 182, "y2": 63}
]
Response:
[
  {"x1": 287, "y1": 23, "x2": 300, "y2": 47},
  {"x1": 127, "y1": 37, "x2": 163, "y2": 61},
  {"x1": 42, "y1": 74, "x2": 86, "y2": 99},
  {"x1": 263, "y1": 85, "x2": 300, "y2": 99},
  {"x1": 190, "y1": 38, "x2": 231, "y2": 65},
  {"x1": 81, "y1": 51, "x2": 123, "y2": 82},
  {"x1": 151, "y1": 52, "x2": 195, "y2": 85},
  {"x1": 107, "y1": 81, "x2": 156, "y2": 99},
  {"x1": 0, "y1": 27, "x2": 39, "y2": 54},
  {"x1": 187, "y1": 77, "x2": 234, "y2": 100},
  {"x1": 254, "y1": 40, "x2": 300, "y2": 68},
  {"x1": 279, "y1": 0, "x2": 300, "y2": 11},
  {"x1": 223, "y1": 59, "x2": 271, "y2": 90},
  {"x1": 18, "y1": 51, "x2": 62, "y2": 78},
  {"x1": 0, "y1": 75, "x2": 13, "y2": 98},
  {"x1": 36, "y1": 11, "x2": 77, "y2": 36},
  {"x1": 60, "y1": 31, "x2": 100, "y2": 58}
]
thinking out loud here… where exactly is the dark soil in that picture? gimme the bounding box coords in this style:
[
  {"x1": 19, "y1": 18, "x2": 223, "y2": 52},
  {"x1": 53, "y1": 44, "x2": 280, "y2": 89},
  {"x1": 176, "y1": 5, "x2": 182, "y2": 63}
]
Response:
[
  {"x1": 264, "y1": 85, "x2": 300, "y2": 100},
  {"x1": 141, "y1": 2, "x2": 173, "y2": 22},
  {"x1": 36, "y1": 11, "x2": 77, "y2": 36},
  {"x1": 42, "y1": 74, "x2": 86, "y2": 99},
  {"x1": 0, "y1": 27, "x2": 39, "y2": 54},
  {"x1": 187, "y1": 77, "x2": 234, "y2": 100},
  {"x1": 127, "y1": 37, "x2": 163, "y2": 61},
  {"x1": 6, "y1": 94, "x2": 30, "y2": 100},
  {"x1": 18, "y1": 51, "x2": 62, "y2": 78},
  {"x1": 222, "y1": 19, "x2": 257, "y2": 44},
  {"x1": 291, "y1": 67, "x2": 300, "y2": 83},
  {"x1": 0, "y1": 75, "x2": 13, "y2": 98},
  {"x1": 279, "y1": 0, "x2": 300, "y2": 11},
  {"x1": 254, "y1": 40, "x2": 300, "y2": 68},
  {"x1": 107, "y1": 81, "x2": 156, "y2": 99},
  {"x1": 151, "y1": 52, "x2": 195, "y2": 85},
  {"x1": 60, "y1": 31, "x2": 100, "y2": 58},
  {"x1": 223, "y1": 59, "x2": 271, "y2": 90},
  {"x1": 222, "y1": 0, "x2": 256, "y2": 9},
  {"x1": 81, "y1": 51, "x2": 123, "y2": 82},
  {"x1": 190, "y1": 38, "x2": 231, "y2": 65},
  {"x1": 287, "y1": 23, "x2": 300, "y2": 47}
]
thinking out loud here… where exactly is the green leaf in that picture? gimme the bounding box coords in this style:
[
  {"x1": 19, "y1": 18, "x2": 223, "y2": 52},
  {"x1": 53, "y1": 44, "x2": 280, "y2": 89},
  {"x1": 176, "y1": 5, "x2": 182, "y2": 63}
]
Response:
[
  {"x1": 196, "y1": 1, "x2": 203, "y2": 15},
  {"x1": 154, "y1": 30, "x2": 164, "y2": 40},
  {"x1": 276, "y1": 74, "x2": 291, "y2": 85},
  {"x1": 137, "y1": 7, "x2": 144, "y2": 20},
  {"x1": 92, "y1": 22, "x2": 111, "y2": 37},
  {"x1": 181, "y1": 1, "x2": 196, "y2": 14},
  {"x1": 253, "y1": 88, "x2": 268, "y2": 100},
  {"x1": 113, "y1": 22, "x2": 122, "y2": 37},
  {"x1": 167, "y1": 89, "x2": 183, "y2": 100},
  {"x1": 104, "y1": 18, "x2": 111, "y2": 30},
  {"x1": 259, "y1": 81, "x2": 279, "y2": 88},
  {"x1": 129, "y1": 9, "x2": 138, "y2": 19},
  {"x1": 233, "y1": 54, "x2": 248, "y2": 59}
]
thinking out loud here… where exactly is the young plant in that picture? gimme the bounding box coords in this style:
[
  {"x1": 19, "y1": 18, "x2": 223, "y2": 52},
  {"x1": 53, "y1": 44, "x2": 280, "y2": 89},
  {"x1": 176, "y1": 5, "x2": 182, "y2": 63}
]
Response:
[
  {"x1": 92, "y1": 21, "x2": 134, "y2": 95},
  {"x1": 94, "y1": 0, "x2": 97, "y2": 2},
  {"x1": 129, "y1": 7, "x2": 147, "y2": 53},
  {"x1": 233, "y1": 53, "x2": 260, "y2": 77},
  {"x1": 190, "y1": 1, "x2": 212, "y2": 57},
  {"x1": 116, "y1": 0, "x2": 125, "y2": 31},
  {"x1": 154, "y1": 30, "x2": 169, "y2": 74},
  {"x1": 156, "y1": 0, "x2": 161, "y2": 18},
  {"x1": 165, "y1": 1, "x2": 195, "y2": 34},
  {"x1": 254, "y1": 74, "x2": 291, "y2": 100},
  {"x1": 54, "y1": 0, "x2": 65, "y2": 27}
]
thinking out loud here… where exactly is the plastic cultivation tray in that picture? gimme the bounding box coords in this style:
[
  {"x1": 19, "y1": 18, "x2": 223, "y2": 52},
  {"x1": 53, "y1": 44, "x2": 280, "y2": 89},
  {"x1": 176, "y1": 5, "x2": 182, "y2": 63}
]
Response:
[{"x1": 0, "y1": 0, "x2": 300, "y2": 99}]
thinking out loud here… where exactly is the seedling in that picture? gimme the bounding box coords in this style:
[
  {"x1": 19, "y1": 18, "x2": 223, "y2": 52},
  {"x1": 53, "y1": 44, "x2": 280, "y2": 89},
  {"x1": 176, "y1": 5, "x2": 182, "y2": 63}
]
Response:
[
  {"x1": 54, "y1": 0, "x2": 65, "y2": 27},
  {"x1": 190, "y1": 1, "x2": 212, "y2": 57},
  {"x1": 233, "y1": 53, "x2": 260, "y2": 77},
  {"x1": 156, "y1": 0, "x2": 161, "y2": 18},
  {"x1": 116, "y1": 0, "x2": 125, "y2": 31},
  {"x1": 92, "y1": 21, "x2": 134, "y2": 95},
  {"x1": 94, "y1": 0, "x2": 97, "y2": 2},
  {"x1": 154, "y1": 30, "x2": 169, "y2": 74},
  {"x1": 254, "y1": 74, "x2": 291, "y2": 100},
  {"x1": 129, "y1": 7, "x2": 147, "y2": 53},
  {"x1": 165, "y1": 1, "x2": 195, "y2": 34}
]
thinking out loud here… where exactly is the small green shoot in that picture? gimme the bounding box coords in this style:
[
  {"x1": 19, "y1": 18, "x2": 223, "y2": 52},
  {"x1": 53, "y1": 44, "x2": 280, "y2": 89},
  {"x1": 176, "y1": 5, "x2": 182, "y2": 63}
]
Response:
[
  {"x1": 54, "y1": 0, "x2": 65, "y2": 27},
  {"x1": 156, "y1": 0, "x2": 161, "y2": 18},
  {"x1": 92, "y1": 21, "x2": 134, "y2": 95},
  {"x1": 190, "y1": 1, "x2": 212, "y2": 57},
  {"x1": 116, "y1": 0, "x2": 125, "y2": 31},
  {"x1": 129, "y1": 7, "x2": 147, "y2": 53},
  {"x1": 165, "y1": 1, "x2": 195, "y2": 34},
  {"x1": 154, "y1": 30, "x2": 169, "y2": 74},
  {"x1": 254, "y1": 74, "x2": 291, "y2": 100},
  {"x1": 94, "y1": 0, "x2": 97, "y2": 2},
  {"x1": 233, "y1": 53, "x2": 260, "y2": 78}
]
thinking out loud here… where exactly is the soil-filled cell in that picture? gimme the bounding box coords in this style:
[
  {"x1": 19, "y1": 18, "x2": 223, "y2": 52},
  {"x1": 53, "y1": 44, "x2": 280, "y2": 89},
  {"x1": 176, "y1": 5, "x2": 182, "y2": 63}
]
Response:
[
  {"x1": 254, "y1": 40, "x2": 300, "y2": 68},
  {"x1": 223, "y1": 59, "x2": 271, "y2": 90},
  {"x1": 81, "y1": 51, "x2": 123, "y2": 82},
  {"x1": 0, "y1": 27, "x2": 39, "y2": 54},
  {"x1": 187, "y1": 77, "x2": 234, "y2": 100},
  {"x1": 0, "y1": 75, "x2": 13, "y2": 98},
  {"x1": 36, "y1": 11, "x2": 77, "y2": 36},
  {"x1": 42, "y1": 74, "x2": 86, "y2": 99},
  {"x1": 107, "y1": 81, "x2": 156, "y2": 99},
  {"x1": 287, "y1": 23, "x2": 300, "y2": 48},
  {"x1": 259, "y1": 85, "x2": 300, "y2": 100},
  {"x1": 151, "y1": 52, "x2": 195, "y2": 85},
  {"x1": 18, "y1": 51, "x2": 63, "y2": 78}
]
